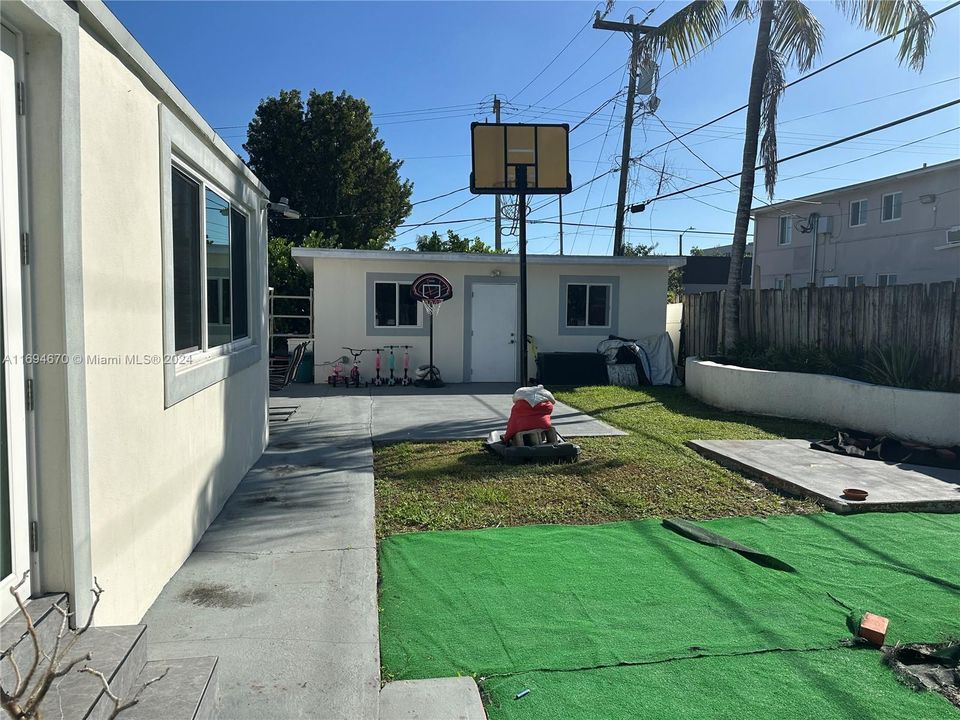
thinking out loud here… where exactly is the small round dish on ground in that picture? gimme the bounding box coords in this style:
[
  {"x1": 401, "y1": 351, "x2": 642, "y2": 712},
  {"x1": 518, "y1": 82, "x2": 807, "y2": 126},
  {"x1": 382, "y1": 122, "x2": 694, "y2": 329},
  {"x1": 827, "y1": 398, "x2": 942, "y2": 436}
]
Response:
[{"x1": 842, "y1": 488, "x2": 869, "y2": 501}]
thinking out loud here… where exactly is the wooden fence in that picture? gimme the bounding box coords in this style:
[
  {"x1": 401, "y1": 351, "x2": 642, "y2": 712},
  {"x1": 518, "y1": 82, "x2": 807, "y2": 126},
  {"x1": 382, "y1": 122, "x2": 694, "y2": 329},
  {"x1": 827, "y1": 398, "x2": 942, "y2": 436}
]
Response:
[{"x1": 682, "y1": 282, "x2": 960, "y2": 385}]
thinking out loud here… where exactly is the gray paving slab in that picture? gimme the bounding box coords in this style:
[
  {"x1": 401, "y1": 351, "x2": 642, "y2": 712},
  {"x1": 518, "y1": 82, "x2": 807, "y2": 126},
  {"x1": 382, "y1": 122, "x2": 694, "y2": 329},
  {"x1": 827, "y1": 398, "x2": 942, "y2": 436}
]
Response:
[
  {"x1": 379, "y1": 677, "x2": 487, "y2": 720},
  {"x1": 690, "y1": 439, "x2": 960, "y2": 513},
  {"x1": 283, "y1": 382, "x2": 624, "y2": 442},
  {"x1": 142, "y1": 391, "x2": 380, "y2": 720}
]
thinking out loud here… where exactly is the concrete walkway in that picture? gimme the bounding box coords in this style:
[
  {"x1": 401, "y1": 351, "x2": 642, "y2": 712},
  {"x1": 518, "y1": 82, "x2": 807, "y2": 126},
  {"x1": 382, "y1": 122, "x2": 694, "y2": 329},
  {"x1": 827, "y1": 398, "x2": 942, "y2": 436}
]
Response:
[{"x1": 141, "y1": 384, "x2": 622, "y2": 719}]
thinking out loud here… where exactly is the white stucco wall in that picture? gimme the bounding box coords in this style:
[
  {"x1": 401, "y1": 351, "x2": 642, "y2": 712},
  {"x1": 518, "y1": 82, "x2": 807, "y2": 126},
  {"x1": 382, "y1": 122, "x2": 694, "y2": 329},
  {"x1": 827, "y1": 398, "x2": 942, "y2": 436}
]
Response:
[
  {"x1": 685, "y1": 359, "x2": 960, "y2": 446},
  {"x1": 78, "y1": 29, "x2": 267, "y2": 624},
  {"x1": 307, "y1": 254, "x2": 670, "y2": 383}
]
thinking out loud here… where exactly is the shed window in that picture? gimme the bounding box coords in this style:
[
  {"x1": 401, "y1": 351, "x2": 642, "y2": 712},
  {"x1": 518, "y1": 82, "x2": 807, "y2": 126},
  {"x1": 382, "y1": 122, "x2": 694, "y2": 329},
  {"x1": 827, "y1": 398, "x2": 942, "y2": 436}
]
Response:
[
  {"x1": 374, "y1": 282, "x2": 418, "y2": 327},
  {"x1": 846, "y1": 275, "x2": 864, "y2": 288},
  {"x1": 171, "y1": 163, "x2": 251, "y2": 353},
  {"x1": 566, "y1": 283, "x2": 610, "y2": 327},
  {"x1": 877, "y1": 273, "x2": 897, "y2": 287}
]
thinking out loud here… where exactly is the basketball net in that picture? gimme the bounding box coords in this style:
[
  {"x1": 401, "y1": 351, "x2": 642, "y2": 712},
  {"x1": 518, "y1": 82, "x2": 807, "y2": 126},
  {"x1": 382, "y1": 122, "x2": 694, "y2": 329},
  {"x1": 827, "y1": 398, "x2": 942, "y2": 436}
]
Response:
[{"x1": 422, "y1": 298, "x2": 444, "y2": 317}]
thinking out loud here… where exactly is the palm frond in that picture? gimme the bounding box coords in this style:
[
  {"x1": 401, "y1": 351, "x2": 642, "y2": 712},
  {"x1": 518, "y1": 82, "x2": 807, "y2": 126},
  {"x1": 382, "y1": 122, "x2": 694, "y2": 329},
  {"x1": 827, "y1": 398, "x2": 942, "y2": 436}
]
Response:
[
  {"x1": 760, "y1": 48, "x2": 787, "y2": 198},
  {"x1": 772, "y1": 0, "x2": 823, "y2": 71},
  {"x1": 731, "y1": 1, "x2": 758, "y2": 21},
  {"x1": 639, "y1": 0, "x2": 729, "y2": 66},
  {"x1": 835, "y1": 0, "x2": 935, "y2": 71}
]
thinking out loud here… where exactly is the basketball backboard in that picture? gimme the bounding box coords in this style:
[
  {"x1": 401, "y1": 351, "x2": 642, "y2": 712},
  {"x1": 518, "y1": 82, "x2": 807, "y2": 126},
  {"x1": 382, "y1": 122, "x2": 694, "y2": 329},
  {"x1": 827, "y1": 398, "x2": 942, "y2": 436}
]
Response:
[{"x1": 470, "y1": 123, "x2": 571, "y2": 195}]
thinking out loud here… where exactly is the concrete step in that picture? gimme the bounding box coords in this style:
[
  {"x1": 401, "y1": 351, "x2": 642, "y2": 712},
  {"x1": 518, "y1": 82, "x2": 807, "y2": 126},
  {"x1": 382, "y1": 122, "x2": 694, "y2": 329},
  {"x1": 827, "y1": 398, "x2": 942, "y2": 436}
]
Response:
[
  {"x1": 121, "y1": 656, "x2": 219, "y2": 720},
  {"x1": 1, "y1": 592, "x2": 70, "y2": 683},
  {"x1": 379, "y1": 677, "x2": 487, "y2": 720}
]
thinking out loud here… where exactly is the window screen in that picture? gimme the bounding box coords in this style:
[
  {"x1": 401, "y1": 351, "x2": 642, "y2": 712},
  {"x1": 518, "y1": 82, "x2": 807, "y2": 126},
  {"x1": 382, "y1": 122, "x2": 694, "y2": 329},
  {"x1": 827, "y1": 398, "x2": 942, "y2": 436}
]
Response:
[
  {"x1": 588, "y1": 285, "x2": 609, "y2": 326},
  {"x1": 205, "y1": 189, "x2": 231, "y2": 348},
  {"x1": 566, "y1": 284, "x2": 587, "y2": 326},
  {"x1": 375, "y1": 283, "x2": 397, "y2": 326},
  {"x1": 172, "y1": 168, "x2": 202, "y2": 352}
]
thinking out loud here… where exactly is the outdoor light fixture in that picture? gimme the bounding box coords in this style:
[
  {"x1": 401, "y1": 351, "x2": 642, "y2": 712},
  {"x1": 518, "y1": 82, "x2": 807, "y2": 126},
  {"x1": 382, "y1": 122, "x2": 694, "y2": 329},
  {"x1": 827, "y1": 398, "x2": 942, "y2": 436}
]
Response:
[
  {"x1": 920, "y1": 194, "x2": 936, "y2": 204},
  {"x1": 629, "y1": 202, "x2": 645, "y2": 213},
  {"x1": 490, "y1": 269, "x2": 502, "y2": 277},
  {"x1": 268, "y1": 196, "x2": 302, "y2": 219}
]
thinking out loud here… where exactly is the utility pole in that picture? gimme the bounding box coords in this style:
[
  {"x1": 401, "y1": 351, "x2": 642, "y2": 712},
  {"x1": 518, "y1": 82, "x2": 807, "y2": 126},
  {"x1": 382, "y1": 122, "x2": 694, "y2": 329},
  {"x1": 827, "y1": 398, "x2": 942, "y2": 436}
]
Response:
[
  {"x1": 493, "y1": 96, "x2": 502, "y2": 251},
  {"x1": 558, "y1": 195, "x2": 564, "y2": 255},
  {"x1": 592, "y1": 12, "x2": 655, "y2": 256}
]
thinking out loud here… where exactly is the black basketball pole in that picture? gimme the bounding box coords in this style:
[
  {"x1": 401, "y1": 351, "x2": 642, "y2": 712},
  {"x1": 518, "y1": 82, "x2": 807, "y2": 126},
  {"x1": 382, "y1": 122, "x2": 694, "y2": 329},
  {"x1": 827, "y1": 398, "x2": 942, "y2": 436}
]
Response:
[{"x1": 517, "y1": 165, "x2": 528, "y2": 385}]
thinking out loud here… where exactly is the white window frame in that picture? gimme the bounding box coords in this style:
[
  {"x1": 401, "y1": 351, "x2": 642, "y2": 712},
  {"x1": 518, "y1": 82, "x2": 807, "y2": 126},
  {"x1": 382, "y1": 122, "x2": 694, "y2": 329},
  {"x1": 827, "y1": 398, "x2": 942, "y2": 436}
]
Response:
[
  {"x1": 373, "y1": 280, "x2": 422, "y2": 329},
  {"x1": 777, "y1": 216, "x2": 793, "y2": 245},
  {"x1": 160, "y1": 106, "x2": 265, "y2": 407},
  {"x1": 946, "y1": 226, "x2": 960, "y2": 244},
  {"x1": 564, "y1": 282, "x2": 613, "y2": 329},
  {"x1": 881, "y1": 191, "x2": 902, "y2": 223},
  {"x1": 773, "y1": 277, "x2": 785, "y2": 290},
  {"x1": 822, "y1": 276, "x2": 840, "y2": 287},
  {"x1": 849, "y1": 198, "x2": 868, "y2": 227},
  {"x1": 845, "y1": 275, "x2": 864, "y2": 288},
  {"x1": 877, "y1": 273, "x2": 897, "y2": 287}
]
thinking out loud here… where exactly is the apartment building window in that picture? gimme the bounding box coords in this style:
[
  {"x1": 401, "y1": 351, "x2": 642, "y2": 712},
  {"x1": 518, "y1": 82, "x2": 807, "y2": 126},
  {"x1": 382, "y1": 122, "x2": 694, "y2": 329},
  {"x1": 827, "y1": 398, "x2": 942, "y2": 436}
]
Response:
[
  {"x1": 849, "y1": 199, "x2": 868, "y2": 227},
  {"x1": 822, "y1": 276, "x2": 839, "y2": 287},
  {"x1": 846, "y1": 275, "x2": 864, "y2": 288},
  {"x1": 881, "y1": 192, "x2": 902, "y2": 222},
  {"x1": 877, "y1": 273, "x2": 897, "y2": 287},
  {"x1": 778, "y1": 216, "x2": 792, "y2": 245},
  {"x1": 774, "y1": 277, "x2": 785, "y2": 290}
]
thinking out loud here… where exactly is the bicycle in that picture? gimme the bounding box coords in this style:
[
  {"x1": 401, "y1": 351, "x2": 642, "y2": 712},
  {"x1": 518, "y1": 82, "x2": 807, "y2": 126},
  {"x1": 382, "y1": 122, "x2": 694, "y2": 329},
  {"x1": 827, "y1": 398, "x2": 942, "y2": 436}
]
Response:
[{"x1": 342, "y1": 347, "x2": 369, "y2": 388}]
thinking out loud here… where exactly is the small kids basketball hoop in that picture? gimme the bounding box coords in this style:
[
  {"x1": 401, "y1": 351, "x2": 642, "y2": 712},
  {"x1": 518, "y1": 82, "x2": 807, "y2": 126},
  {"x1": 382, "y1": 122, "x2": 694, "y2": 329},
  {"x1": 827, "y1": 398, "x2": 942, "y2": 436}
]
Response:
[{"x1": 410, "y1": 273, "x2": 453, "y2": 387}]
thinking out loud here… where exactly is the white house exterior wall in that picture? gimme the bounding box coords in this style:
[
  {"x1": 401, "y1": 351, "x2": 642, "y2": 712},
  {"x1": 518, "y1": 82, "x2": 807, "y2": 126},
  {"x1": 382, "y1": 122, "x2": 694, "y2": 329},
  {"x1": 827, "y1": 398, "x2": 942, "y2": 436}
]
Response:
[
  {"x1": 75, "y1": 26, "x2": 269, "y2": 624},
  {"x1": 309, "y1": 255, "x2": 669, "y2": 383},
  {"x1": 752, "y1": 162, "x2": 960, "y2": 289}
]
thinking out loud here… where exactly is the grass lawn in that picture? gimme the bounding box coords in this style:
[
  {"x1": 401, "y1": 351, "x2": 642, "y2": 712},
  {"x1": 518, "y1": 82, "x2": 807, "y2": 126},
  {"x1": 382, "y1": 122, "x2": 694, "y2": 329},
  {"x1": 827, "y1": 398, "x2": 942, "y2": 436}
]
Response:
[{"x1": 374, "y1": 385, "x2": 827, "y2": 538}]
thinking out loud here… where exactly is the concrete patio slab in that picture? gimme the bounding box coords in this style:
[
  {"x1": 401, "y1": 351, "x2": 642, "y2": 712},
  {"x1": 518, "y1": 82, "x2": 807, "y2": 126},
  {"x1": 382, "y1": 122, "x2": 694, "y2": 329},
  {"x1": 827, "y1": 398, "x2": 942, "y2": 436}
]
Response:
[
  {"x1": 690, "y1": 439, "x2": 960, "y2": 513},
  {"x1": 280, "y1": 382, "x2": 625, "y2": 442},
  {"x1": 379, "y1": 677, "x2": 487, "y2": 720}
]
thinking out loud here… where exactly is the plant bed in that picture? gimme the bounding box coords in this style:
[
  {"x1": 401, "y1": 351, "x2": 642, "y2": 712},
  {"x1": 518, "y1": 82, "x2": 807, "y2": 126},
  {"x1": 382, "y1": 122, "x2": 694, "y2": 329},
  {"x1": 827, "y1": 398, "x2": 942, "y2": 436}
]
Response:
[{"x1": 685, "y1": 359, "x2": 960, "y2": 447}]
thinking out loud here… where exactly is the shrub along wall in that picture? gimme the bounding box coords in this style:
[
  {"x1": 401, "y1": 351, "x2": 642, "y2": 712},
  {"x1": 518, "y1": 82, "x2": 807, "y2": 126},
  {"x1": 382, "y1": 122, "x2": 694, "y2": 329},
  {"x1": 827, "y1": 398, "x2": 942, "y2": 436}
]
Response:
[{"x1": 682, "y1": 282, "x2": 959, "y2": 388}]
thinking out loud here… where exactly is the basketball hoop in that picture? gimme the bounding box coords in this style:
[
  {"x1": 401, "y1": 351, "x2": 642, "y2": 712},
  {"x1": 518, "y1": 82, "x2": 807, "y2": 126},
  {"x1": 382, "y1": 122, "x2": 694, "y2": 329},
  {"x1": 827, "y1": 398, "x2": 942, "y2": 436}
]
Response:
[{"x1": 410, "y1": 273, "x2": 453, "y2": 387}]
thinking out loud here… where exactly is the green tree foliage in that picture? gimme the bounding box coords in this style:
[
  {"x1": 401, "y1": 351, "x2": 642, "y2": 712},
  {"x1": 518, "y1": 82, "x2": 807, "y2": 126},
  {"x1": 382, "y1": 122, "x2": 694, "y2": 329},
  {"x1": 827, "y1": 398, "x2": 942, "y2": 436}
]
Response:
[
  {"x1": 245, "y1": 89, "x2": 413, "y2": 294},
  {"x1": 415, "y1": 230, "x2": 504, "y2": 254}
]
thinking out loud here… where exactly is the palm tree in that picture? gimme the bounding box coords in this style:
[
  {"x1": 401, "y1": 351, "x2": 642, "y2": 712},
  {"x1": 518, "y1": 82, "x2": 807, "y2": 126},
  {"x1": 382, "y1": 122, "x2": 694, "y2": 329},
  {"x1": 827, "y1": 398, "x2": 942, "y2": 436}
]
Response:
[{"x1": 639, "y1": 1, "x2": 935, "y2": 351}]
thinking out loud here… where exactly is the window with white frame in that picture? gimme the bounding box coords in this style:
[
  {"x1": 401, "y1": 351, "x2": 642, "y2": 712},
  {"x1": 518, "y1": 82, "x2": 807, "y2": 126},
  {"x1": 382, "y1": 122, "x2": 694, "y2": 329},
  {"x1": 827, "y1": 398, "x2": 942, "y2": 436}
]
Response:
[
  {"x1": 849, "y1": 199, "x2": 868, "y2": 227},
  {"x1": 846, "y1": 275, "x2": 864, "y2": 288},
  {"x1": 566, "y1": 283, "x2": 610, "y2": 327},
  {"x1": 822, "y1": 276, "x2": 839, "y2": 287},
  {"x1": 774, "y1": 277, "x2": 785, "y2": 290},
  {"x1": 881, "y1": 192, "x2": 902, "y2": 222},
  {"x1": 877, "y1": 273, "x2": 897, "y2": 287},
  {"x1": 171, "y1": 164, "x2": 249, "y2": 353},
  {"x1": 374, "y1": 281, "x2": 419, "y2": 327},
  {"x1": 778, "y1": 216, "x2": 792, "y2": 245},
  {"x1": 946, "y1": 225, "x2": 960, "y2": 244}
]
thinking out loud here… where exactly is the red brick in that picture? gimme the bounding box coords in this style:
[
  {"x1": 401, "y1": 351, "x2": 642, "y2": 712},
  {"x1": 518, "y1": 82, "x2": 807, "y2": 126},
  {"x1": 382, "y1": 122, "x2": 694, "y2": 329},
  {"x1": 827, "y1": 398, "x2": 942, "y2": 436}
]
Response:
[{"x1": 858, "y1": 612, "x2": 889, "y2": 646}]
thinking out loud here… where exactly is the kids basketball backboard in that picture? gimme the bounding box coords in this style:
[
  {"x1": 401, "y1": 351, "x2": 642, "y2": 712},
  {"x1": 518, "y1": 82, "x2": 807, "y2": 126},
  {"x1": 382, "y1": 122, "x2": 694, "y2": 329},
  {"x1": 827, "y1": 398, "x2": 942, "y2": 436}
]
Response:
[
  {"x1": 410, "y1": 273, "x2": 454, "y2": 302},
  {"x1": 470, "y1": 123, "x2": 572, "y2": 195}
]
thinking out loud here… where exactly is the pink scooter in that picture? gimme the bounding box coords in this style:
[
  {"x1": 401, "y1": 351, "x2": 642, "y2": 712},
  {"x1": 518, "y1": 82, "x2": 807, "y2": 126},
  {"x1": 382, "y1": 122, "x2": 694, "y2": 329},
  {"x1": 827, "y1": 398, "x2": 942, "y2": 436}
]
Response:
[
  {"x1": 400, "y1": 345, "x2": 414, "y2": 386},
  {"x1": 372, "y1": 348, "x2": 385, "y2": 387}
]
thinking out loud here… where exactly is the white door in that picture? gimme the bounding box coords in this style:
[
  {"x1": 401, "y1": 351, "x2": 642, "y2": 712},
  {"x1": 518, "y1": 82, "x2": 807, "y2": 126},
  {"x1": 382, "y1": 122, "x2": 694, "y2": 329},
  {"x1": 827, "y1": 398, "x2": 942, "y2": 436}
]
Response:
[
  {"x1": 470, "y1": 283, "x2": 518, "y2": 382},
  {"x1": 0, "y1": 51, "x2": 31, "y2": 619}
]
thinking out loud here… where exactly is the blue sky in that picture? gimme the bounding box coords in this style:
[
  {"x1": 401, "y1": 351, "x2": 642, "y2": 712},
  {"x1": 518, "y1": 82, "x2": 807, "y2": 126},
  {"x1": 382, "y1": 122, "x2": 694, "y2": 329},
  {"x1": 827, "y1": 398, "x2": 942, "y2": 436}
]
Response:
[{"x1": 106, "y1": 1, "x2": 960, "y2": 254}]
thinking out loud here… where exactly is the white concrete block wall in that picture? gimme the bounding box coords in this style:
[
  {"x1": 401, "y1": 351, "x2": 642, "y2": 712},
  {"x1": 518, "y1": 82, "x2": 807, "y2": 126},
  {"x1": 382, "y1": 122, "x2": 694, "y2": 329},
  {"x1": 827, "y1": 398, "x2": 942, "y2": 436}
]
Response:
[{"x1": 685, "y1": 359, "x2": 960, "y2": 446}]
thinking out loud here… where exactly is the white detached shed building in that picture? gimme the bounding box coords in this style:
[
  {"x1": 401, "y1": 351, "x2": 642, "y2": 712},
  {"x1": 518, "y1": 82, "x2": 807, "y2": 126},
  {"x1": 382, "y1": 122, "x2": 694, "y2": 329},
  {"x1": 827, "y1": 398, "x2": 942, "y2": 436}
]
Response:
[{"x1": 293, "y1": 249, "x2": 680, "y2": 383}]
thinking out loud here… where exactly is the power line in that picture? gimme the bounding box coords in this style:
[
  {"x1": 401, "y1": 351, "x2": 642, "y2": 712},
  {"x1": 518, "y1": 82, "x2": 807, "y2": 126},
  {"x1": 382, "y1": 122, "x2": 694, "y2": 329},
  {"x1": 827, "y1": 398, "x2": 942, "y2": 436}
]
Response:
[
  {"x1": 393, "y1": 195, "x2": 482, "y2": 239},
  {"x1": 643, "y1": 99, "x2": 960, "y2": 203},
  {"x1": 636, "y1": 0, "x2": 960, "y2": 160},
  {"x1": 528, "y1": 33, "x2": 618, "y2": 109},
  {"x1": 509, "y1": 13, "x2": 594, "y2": 102},
  {"x1": 411, "y1": 186, "x2": 470, "y2": 205}
]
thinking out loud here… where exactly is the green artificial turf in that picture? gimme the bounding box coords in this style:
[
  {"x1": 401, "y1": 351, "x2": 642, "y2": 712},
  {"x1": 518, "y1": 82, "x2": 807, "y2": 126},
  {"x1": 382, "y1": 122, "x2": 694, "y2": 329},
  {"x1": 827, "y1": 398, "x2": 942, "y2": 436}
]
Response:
[
  {"x1": 481, "y1": 649, "x2": 957, "y2": 720},
  {"x1": 379, "y1": 513, "x2": 960, "y2": 717}
]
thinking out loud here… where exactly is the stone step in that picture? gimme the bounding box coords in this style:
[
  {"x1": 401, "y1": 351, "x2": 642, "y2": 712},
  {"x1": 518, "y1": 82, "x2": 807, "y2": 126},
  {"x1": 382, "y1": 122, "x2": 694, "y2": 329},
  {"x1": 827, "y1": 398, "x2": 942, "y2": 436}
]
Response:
[
  {"x1": 1, "y1": 592, "x2": 70, "y2": 682},
  {"x1": 121, "y1": 656, "x2": 219, "y2": 720},
  {"x1": 379, "y1": 677, "x2": 487, "y2": 720}
]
